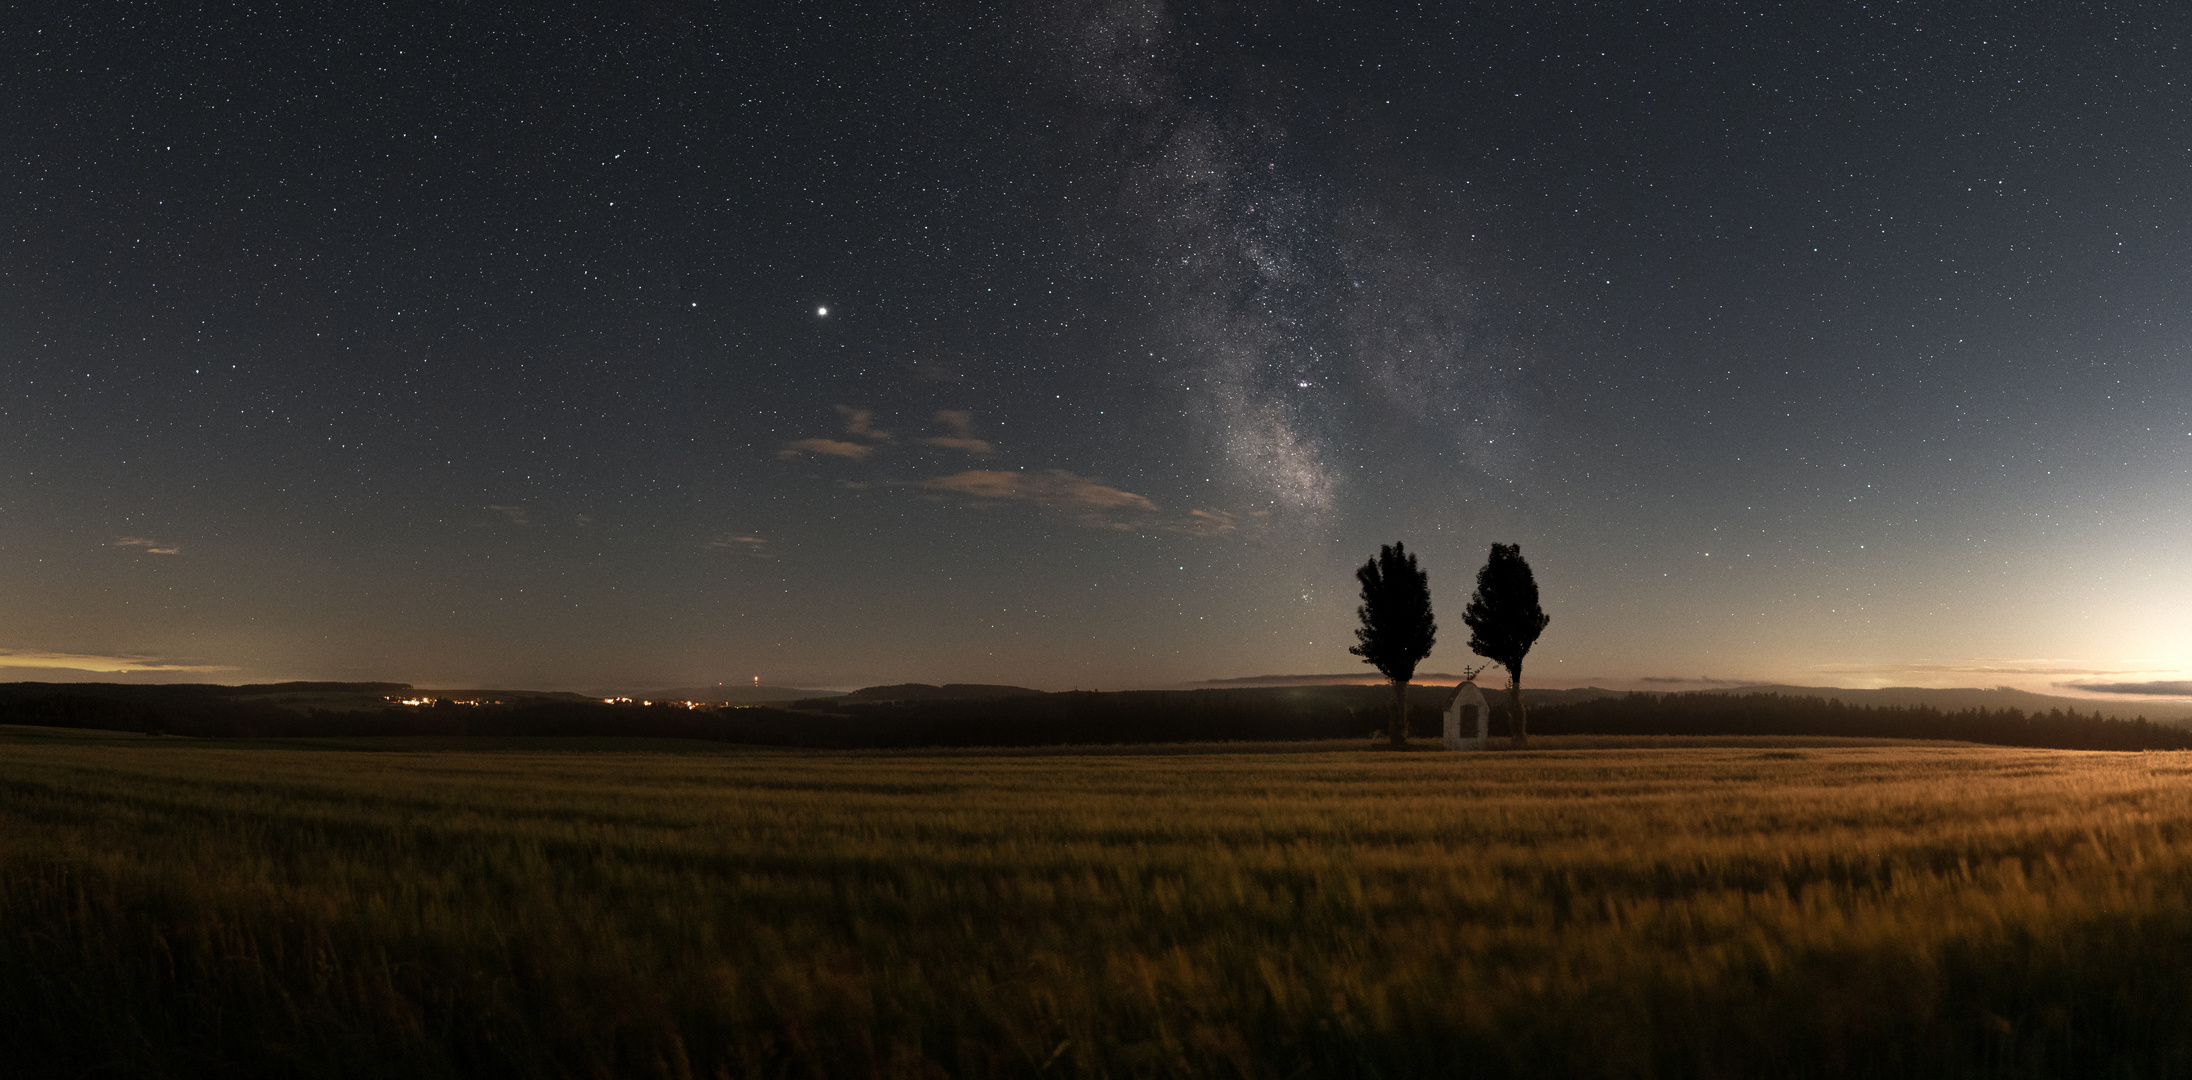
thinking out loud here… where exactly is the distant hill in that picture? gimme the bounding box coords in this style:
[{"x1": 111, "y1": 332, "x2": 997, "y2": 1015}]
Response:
[
  {"x1": 1194, "y1": 673, "x2": 1486, "y2": 687},
  {"x1": 0, "y1": 681, "x2": 411, "y2": 698},
  {"x1": 418, "y1": 689, "x2": 601, "y2": 705},
  {"x1": 1690, "y1": 684, "x2": 2192, "y2": 725},
  {"x1": 1518, "y1": 686, "x2": 1627, "y2": 708},
  {"x1": 1176, "y1": 680, "x2": 1616, "y2": 709},
  {"x1": 0, "y1": 681, "x2": 605, "y2": 714},
  {"x1": 233, "y1": 681, "x2": 414, "y2": 695},
  {"x1": 841, "y1": 683, "x2": 1046, "y2": 702},
  {"x1": 639, "y1": 685, "x2": 847, "y2": 703},
  {"x1": 0, "y1": 681, "x2": 417, "y2": 713}
]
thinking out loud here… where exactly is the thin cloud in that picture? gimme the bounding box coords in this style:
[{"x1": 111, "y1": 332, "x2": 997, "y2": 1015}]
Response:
[
  {"x1": 923, "y1": 468, "x2": 1157, "y2": 529},
  {"x1": 927, "y1": 469, "x2": 1156, "y2": 509},
  {"x1": 779, "y1": 407, "x2": 893, "y2": 460},
  {"x1": 2061, "y1": 680, "x2": 2192, "y2": 697},
  {"x1": 703, "y1": 534, "x2": 774, "y2": 559},
  {"x1": 1639, "y1": 676, "x2": 1759, "y2": 687},
  {"x1": 777, "y1": 438, "x2": 873, "y2": 460},
  {"x1": 1176, "y1": 508, "x2": 1236, "y2": 536},
  {"x1": 836, "y1": 405, "x2": 893, "y2": 442},
  {"x1": 925, "y1": 438, "x2": 995, "y2": 455},
  {"x1": 922, "y1": 469, "x2": 1244, "y2": 535},
  {"x1": 114, "y1": 536, "x2": 182, "y2": 555},
  {"x1": 0, "y1": 649, "x2": 233, "y2": 673},
  {"x1": 923, "y1": 410, "x2": 996, "y2": 456},
  {"x1": 486, "y1": 505, "x2": 531, "y2": 525},
  {"x1": 1813, "y1": 661, "x2": 2149, "y2": 677}
]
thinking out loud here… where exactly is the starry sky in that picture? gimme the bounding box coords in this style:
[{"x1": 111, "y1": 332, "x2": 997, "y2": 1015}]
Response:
[{"x1": 5, "y1": 1, "x2": 2190, "y2": 695}]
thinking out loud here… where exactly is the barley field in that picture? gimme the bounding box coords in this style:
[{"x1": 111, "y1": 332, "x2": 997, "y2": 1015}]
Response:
[{"x1": 5, "y1": 725, "x2": 2192, "y2": 1078}]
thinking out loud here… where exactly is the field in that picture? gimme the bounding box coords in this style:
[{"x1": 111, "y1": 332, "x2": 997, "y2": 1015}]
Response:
[{"x1": 6, "y1": 726, "x2": 2192, "y2": 1077}]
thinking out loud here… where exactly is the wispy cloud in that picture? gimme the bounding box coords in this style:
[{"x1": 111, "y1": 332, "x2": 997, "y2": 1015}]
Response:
[
  {"x1": 836, "y1": 405, "x2": 893, "y2": 442},
  {"x1": 1813, "y1": 661, "x2": 2151, "y2": 677},
  {"x1": 777, "y1": 402, "x2": 1235, "y2": 536},
  {"x1": 113, "y1": 536, "x2": 182, "y2": 555},
  {"x1": 777, "y1": 438, "x2": 873, "y2": 460},
  {"x1": 920, "y1": 468, "x2": 1238, "y2": 535},
  {"x1": 1179, "y1": 509, "x2": 1237, "y2": 536},
  {"x1": 924, "y1": 438, "x2": 995, "y2": 455},
  {"x1": 2061, "y1": 680, "x2": 2192, "y2": 697},
  {"x1": 779, "y1": 406, "x2": 896, "y2": 460},
  {"x1": 923, "y1": 410, "x2": 995, "y2": 456},
  {"x1": 486, "y1": 505, "x2": 531, "y2": 526},
  {"x1": 1639, "y1": 676, "x2": 1760, "y2": 687},
  {"x1": 703, "y1": 534, "x2": 774, "y2": 559},
  {"x1": 924, "y1": 469, "x2": 1158, "y2": 529},
  {"x1": 0, "y1": 649, "x2": 233, "y2": 673}
]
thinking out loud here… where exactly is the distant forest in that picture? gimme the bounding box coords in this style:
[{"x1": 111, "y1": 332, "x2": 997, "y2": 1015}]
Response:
[{"x1": 3, "y1": 682, "x2": 2188, "y2": 753}]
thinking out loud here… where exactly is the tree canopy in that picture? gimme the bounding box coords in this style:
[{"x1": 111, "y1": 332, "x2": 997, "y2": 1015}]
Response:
[
  {"x1": 1349, "y1": 542, "x2": 1437, "y2": 684},
  {"x1": 1349, "y1": 542, "x2": 1436, "y2": 746},
  {"x1": 1462, "y1": 543, "x2": 1548, "y2": 679},
  {"x1": 1462, "y1": 543, "x2": 1549, "y2": 746}
]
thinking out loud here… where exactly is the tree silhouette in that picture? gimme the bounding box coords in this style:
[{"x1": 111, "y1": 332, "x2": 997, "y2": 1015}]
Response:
[
  {"x1": 1462, "y1": 543, "x2": 1550, "y2": 747},
  {"x1": 1348, "y1": 542, "x2": 1437, "y2": 747}
]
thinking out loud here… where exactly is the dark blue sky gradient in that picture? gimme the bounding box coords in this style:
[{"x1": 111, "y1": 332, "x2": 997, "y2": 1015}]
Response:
[{"x1": 5, "y1": 2, "x2": 2189, "y2": 693}]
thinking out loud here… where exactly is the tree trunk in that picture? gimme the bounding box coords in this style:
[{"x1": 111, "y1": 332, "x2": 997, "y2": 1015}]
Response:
[
  {"x1": 1508, "y1": 668, "x2": 1527, "y2": 748},
  {"x1": 1390, "y1": 678, "x2": 1410, "y2": 747}
]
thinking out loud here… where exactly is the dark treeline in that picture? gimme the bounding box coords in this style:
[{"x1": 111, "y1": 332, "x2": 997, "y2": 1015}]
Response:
[
  {"x1": 772, "y1": 687, "x2": 1426, "y2": 746},
  {"x1": 1525, "y1": 692, "x2": 2192, "y2": 752},
  {"x1": 0, "y1": 686, "x2": 1421, "y2": 745},
  {"x1": 0, "y1": 689, "x2": 331, "y2": 738},
  {"x1": 3, "y1": 683, "x2": 2186, "y2": 752}
]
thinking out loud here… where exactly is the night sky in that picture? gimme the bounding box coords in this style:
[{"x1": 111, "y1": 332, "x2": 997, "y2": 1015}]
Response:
[{"x1": 7, "y1": 2, "x2": 2190, "y2": 695}]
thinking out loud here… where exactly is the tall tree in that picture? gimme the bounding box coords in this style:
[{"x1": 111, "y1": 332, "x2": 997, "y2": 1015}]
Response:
[
  {"x1": 1462, "y1": 543, "x2": 1550, "y2": 747},
  {"x1": 1349, "y1": 542, "x2": 1437, "y2": 747}
]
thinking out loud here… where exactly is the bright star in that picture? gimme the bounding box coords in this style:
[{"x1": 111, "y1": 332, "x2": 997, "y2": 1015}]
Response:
[{"x1": 816, "y1": 306, "x2": 828, "y2": 317}]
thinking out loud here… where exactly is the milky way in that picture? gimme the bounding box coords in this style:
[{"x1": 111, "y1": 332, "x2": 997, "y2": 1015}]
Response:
[{"x1": 1033, "y1": 0, "x2": 1531, "y2": 524}]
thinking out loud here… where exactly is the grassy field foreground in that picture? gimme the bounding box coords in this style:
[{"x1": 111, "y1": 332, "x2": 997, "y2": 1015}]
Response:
[{"x1": 6, "y1": 730, "x2": 2192, "y2": 1077}]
